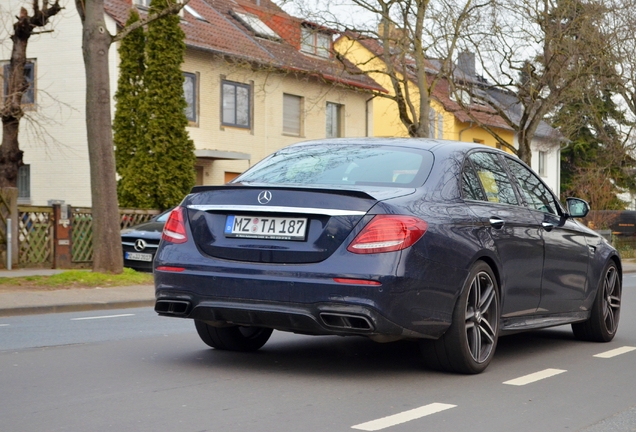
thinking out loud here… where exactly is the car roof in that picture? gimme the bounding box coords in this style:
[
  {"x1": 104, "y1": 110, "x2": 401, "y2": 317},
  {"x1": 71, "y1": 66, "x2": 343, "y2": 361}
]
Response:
[{"x1": 285, "y1": 137, "x2": 508, "y2": 159}]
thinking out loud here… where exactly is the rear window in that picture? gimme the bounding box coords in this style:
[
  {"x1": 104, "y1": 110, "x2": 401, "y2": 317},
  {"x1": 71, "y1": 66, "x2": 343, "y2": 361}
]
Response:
[{"x1": 233, "y1": 144, "x2": 434, "y2": 187}]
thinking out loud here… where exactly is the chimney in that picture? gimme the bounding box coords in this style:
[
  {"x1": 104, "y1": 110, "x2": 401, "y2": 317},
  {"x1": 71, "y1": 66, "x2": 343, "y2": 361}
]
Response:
[{"x1": 457, "y1": 51, "x2": 476, "y2": 78}]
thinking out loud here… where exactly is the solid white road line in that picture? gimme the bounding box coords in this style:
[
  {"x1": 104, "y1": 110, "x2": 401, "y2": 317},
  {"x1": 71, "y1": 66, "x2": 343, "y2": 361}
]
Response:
[
  {"x1": 71, "y1": 314, "x2": 135, "y2": 321},
  {"x1": 351, "y1": 403, "x2": 457, "y2": 431},
  {"x1": 503, "y1": 368, "x2": 567, "y2": 386},
  {"x1": 594, "y1": 346, "x2": 636, "y2": 358}
]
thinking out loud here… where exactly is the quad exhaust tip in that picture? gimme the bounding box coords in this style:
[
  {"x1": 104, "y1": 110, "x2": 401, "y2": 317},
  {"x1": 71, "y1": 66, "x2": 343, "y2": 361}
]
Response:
[
  {"x1": 155, "y1": 300, "x2": 191, "y2": 316},
  {"x1": 320, "y1": 312, "x2": 373, "y2": 331}
]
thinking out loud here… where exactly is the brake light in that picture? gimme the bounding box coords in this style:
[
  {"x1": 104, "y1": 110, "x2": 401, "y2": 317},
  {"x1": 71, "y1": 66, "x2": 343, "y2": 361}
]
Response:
[
  {"x1": 347, "y1": 215, "x2": 427, "y2": 254},
  {"x1": 162, "y1": 207, "x2": 188, "y2": 244}
]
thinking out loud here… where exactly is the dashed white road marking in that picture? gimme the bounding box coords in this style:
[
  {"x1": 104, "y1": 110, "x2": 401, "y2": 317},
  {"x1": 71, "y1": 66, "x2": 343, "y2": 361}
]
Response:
[
  {"x1": 503, "y1": 368, "x2": 566, "y2": 386},
  {"x1": 351, "y1": 403, "x2": 456, "y2": 431},
  {"x1": 0, "y1": 324, "x2": 9, "y2": 327},
  {"x1": 71, "y1": 314, "x2": 135, "y2": 321},
  {"x1": 594, "y1": 346, "x2": 636, "y2": 358}
]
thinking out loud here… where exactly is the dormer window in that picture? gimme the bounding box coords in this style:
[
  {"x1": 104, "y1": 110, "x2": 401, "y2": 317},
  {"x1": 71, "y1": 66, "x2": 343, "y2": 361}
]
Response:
[
  {"x1": 232, "y1": 11, "x2": 280, "y2": 40},
  {"x1": 301, "y1": 27, "x2": 332, "y2": 58}
]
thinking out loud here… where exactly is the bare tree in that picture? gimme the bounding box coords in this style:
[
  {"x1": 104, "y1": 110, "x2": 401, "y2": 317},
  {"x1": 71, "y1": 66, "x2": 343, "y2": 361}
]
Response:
[
  {"x1": 606, "y1": 0, "x2": 636, "y2": 125},
  {"x1": 74, "y1": 0, "x2": 187, "y2": 273},
  {"x1": 1, "y1": 0, "x2": 62, "y2": 188},
  {"x1": 315, "y1": 0, "x2": 490, "y2": 138},
  {"x1": 460, "y1": 0, "x2": 616, "y2": 164}
]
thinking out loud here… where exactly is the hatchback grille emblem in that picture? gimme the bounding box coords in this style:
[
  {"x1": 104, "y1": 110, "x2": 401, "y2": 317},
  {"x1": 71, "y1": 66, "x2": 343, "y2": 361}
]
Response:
[
  {"x1": 258, "y1": 190, "x2": 272, "y2": 205},
  {"x1": 134, "y1": 239, "x2": 147, "y2": 251}
]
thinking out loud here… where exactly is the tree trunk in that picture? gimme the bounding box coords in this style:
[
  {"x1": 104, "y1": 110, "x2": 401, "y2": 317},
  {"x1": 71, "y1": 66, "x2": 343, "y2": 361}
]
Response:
[
  {"x1": 1, "y1": 3, "x2": 62, "y2": 188},
  {"x1": 517, "y1": 131, "x2": 532, "y2": 165},
  {"x1": 1, "y1": 11, "x2": 30, "y2": 188},
  {"x1": 77, "y1": 0, "x2": 123, "y2": 273}
]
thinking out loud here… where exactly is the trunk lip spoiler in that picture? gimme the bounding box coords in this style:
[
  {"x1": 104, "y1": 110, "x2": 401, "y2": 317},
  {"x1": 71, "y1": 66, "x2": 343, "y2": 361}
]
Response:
[{"x1": 187, "y1": 204, "x2": 367, "y2": 216}]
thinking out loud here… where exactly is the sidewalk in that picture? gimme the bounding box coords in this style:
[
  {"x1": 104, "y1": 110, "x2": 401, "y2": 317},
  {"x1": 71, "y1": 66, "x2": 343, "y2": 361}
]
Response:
[
  {"x1": 0, "y1": 268, "x2": 155, "y2": 317},
  {"x1": 1, "y1": 260, "x2": 635, "y2": 318}
]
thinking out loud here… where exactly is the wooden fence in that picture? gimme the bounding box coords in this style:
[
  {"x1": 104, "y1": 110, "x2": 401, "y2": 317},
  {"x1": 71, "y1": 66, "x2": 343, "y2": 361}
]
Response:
[{"x1": 7, "y1": 205, "x2": 160, "y2": 269}]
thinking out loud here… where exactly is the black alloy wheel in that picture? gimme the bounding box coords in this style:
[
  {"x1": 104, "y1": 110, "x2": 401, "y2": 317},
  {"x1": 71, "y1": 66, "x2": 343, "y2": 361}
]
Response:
[
  {"x1": 572, "y1": 261, "x2": 621, "y2": 342},
  {"x1": 421, "y1": 261, "x2": 500, "y2": 374}
]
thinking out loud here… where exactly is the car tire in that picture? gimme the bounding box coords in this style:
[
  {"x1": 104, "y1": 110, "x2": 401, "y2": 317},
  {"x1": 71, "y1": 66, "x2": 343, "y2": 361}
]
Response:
[
  {"x1": 572, "y1": 260, "x2": 621, "y2": 342},
  {"x1": 420, "y1": 261, "x2": 500, "y2": 374},
  {"x1": 194, "y1": 320, "x2": 273, "y2": 352}
]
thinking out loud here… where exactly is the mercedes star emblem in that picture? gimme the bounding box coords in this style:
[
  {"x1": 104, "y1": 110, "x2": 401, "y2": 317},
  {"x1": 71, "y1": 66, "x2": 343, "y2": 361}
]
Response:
[
  {"x1": 134, "y1": 239, "x2": 147, "y2": 252},
  {"x1": 258, "y1": 190, "x2": 272, "y2": 204}
]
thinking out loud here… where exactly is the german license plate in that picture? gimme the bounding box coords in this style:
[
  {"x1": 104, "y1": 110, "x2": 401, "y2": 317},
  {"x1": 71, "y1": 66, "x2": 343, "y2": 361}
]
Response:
[
  {"x1": 225, "y1": 215, "x2": 307, "y2": 240},
  {"x1": 125, "y1": 252, "x2": 153, "y2": 262}
]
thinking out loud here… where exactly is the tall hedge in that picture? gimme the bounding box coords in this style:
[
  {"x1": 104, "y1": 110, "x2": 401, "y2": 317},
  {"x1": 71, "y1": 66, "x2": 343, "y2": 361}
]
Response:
[
  {"x1": 114, "y1": 9, "x2": 146, "y2": 208},
  {"x1": 115, "y1": 2, "x2": 195, "y2": 210}
]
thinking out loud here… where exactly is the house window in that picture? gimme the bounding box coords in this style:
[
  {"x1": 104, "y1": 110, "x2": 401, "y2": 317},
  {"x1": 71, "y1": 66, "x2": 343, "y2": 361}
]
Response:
[
  {"x1": 3, "y1": 61, "x2": 35, "y2": 105},
  {"x1": 133, "y1": 0, "x2": 150, "y2": 7},
  {"x1": 538, "y1": 151, "x2": 547, "y2": 177},
  {"x1": 283, "y1": 94, "x2": 302, "y2": 136},
  {"x1": 326, "y1": 102, "x2": 342, "y2": 138},
  {"x1": 183, "y1": 72, "x2": 197, "y2": 123},
  {"x1": 222, "y1": 80, "x2": 251, "y2": 128},
  {"x1": 17, "y1": 164, "x2": 30, "y2": 199},
  {"x1": 301, "y1": 27, "x2": 332, "y2": 58}
]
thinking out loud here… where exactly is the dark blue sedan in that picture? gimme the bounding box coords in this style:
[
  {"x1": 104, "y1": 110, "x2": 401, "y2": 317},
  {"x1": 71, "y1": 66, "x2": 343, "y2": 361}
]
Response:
[{"x1": 154, "y1": 138, "x2": 622, "y2": 374}]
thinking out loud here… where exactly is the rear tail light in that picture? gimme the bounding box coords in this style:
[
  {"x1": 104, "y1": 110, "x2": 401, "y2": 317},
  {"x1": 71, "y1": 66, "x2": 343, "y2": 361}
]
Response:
[
  {"x1": 162, "y1": 207, "x2": 188, "y2": 244},
  {"x1": 347, "y1": 215, "x2": 427, "y2": 254}
]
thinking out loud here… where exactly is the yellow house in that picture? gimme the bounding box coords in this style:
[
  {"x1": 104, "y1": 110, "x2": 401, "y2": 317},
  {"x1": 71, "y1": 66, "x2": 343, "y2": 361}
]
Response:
[{"x1": 334, "y1": 34, "x2": 515, "y2": 151}]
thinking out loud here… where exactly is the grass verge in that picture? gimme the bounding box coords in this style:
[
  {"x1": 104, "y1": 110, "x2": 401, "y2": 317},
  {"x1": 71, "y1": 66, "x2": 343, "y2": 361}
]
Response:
[{"x1": 0, "y1": 268, "x2": 153, "y2": 291}]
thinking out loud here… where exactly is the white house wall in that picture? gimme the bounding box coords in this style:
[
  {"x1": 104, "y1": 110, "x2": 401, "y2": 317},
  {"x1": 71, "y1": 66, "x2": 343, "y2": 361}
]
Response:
[
  {"x1": 529, "y1": 140, "x2": 560, "y2": 197},
  {"x1": 0, "y1": 0, "x2": 119, "y2": 207},
  {"x1": 512, "y1": 133, "x2": 561, "y2": 198},
  {"x1": 3, "y1": 2, "x2": 376, "y2": 206}
]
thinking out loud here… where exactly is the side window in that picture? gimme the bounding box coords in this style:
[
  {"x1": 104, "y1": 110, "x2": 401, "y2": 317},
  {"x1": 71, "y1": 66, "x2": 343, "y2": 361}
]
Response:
[
  {"x1": 468, "y1": 152, "x2": 519, "y2": 206},
  {"x1": 506, "y1": 158, "x2": 559, "y2": 215},
  {"x1": 462, "y1": 160, "x2": 487, "y2": 201}
]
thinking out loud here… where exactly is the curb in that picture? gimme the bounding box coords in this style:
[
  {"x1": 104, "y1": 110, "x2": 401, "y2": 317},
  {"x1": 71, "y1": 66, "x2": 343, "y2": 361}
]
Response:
[{"x1": 0, "y1": 299, "x2": 156, "y2": 318}]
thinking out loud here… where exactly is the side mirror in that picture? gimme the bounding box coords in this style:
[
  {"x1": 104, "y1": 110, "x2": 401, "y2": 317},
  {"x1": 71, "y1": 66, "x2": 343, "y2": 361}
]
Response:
[{"x1": 566, "y1": 197, "x2": 590, "y2": 218}]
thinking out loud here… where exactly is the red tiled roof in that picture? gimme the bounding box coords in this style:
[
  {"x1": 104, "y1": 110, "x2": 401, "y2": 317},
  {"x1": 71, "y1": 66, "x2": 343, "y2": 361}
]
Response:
[
  {"x1": 341, "y1": 33, "x2": 513, "y2": 131},
  {"x1": 105, "y1": 0, "x2": 384, "y2": 92}
]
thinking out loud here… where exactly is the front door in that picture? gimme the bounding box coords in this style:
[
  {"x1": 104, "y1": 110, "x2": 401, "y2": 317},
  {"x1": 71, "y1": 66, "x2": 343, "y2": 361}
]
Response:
[{"x1": 504, "y1": 157, "x2": 591, "y2": 314}]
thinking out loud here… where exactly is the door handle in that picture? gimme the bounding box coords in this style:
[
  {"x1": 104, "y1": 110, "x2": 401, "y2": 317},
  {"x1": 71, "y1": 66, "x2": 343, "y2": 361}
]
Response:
[
  {"x1": 489, "y1": 217, "x2": 505, "y2": 229},
  {"x1": 541, "y1": 222, "x2": 554, "y2": 232}
]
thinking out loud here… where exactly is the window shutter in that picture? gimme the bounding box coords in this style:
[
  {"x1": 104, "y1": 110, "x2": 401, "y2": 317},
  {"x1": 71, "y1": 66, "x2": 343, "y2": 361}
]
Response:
[{"x1": 283, "y1": 94, "x2": 301, "y2": 135}]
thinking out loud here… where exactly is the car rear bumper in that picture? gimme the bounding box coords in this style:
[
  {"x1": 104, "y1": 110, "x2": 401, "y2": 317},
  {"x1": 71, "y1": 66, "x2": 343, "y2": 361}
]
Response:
[{"x1": 154, "y1": 259, "x2": 465, "y2": 340}]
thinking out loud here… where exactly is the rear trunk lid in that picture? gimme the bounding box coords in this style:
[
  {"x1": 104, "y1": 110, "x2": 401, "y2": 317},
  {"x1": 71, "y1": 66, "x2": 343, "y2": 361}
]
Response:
[{"x1": 184, "y1": 186, "x2": 409, "y2": 263}]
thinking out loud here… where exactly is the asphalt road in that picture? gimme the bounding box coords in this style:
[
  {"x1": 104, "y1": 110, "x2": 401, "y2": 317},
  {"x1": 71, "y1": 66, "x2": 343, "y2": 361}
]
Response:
[{"x1": 1, "y1": 276, "x2": 636, "y2": 432}]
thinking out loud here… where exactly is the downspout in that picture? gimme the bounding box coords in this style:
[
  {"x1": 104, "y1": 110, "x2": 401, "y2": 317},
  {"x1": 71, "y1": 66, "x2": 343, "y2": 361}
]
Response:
[{"x1": 365, "y1": 95, "x2": 376, "y2": 137}]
